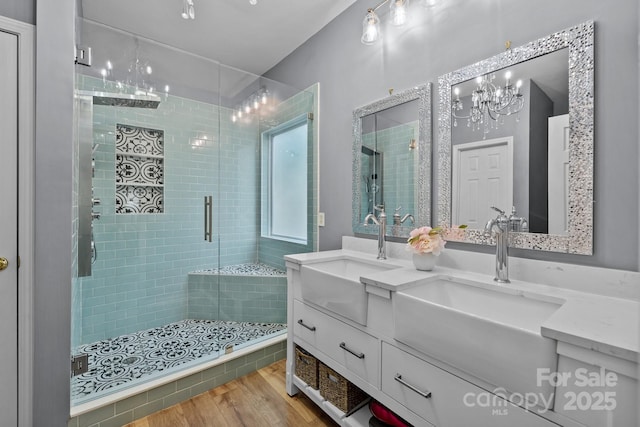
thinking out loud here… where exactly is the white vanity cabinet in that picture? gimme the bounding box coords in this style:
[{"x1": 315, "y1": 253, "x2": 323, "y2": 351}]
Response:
[
  {"x1": 381, "y1": 343, "x2": 557, "y2": 427},
  {"x1": 285, "y1": 250, "x2": 639, "y2": 427},
  {"x1": 293, "y1": 299, "x2": 379, "y2": 388},
  {"x1": 288, "y1": 287, "x2": 559, "y2": 426},
  {"x1": 286, "y1": 257, "x2": 561, "y2": 427},
  {"x1": 287, "y1": 257, "x2": 428, "y2": 426}
]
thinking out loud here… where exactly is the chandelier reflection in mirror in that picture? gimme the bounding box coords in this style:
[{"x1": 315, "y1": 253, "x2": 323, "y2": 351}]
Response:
[
  {"x1": 451, "y1": 70, "x2": 524, "y2": 136},
  {"x1": 99, "y1": 57, "x2": 169, "y2": 100}
]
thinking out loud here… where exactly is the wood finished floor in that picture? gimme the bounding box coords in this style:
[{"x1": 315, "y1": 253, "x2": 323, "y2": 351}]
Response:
[{"x1": 124, "y1": 359, "x2": 338, "y2": 427}]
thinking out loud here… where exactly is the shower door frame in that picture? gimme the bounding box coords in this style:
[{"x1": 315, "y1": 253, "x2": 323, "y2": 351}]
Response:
[{"x1": 69, "y1": 30, "x2": 314, "y2": 407}]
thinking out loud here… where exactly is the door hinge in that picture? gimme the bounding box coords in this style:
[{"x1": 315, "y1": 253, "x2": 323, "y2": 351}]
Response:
[
  {"x1": 307, "y1": 112, "x2": 314, "y2": 120},
  {"x1": 71, "y1": 354, "x2": 89, "y2": 377}
]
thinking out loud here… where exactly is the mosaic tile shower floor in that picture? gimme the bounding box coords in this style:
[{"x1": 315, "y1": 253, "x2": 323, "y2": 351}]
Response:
[{"x1": 71, "y1": 319, "x2": 286, "y2": 403}]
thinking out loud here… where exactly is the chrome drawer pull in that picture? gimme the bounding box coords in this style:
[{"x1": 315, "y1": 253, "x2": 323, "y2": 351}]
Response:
[
  {"x1": 297, "y1": 319, "x2": 316, "y2": 331},
  {"x1": 394, "y1": 374, "x2": 432, "y2": 398},
  {"x1": 339, "y1": 342, "x2": 365, "y2": 359}
]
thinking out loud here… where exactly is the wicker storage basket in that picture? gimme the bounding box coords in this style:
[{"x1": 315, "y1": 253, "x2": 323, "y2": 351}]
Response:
[
  {"x1": 295, "y1": 346, "x2": 319, "y2": 389},
  {"x1": 319, "y1": 362, "x2": 368, "y2": 413}
]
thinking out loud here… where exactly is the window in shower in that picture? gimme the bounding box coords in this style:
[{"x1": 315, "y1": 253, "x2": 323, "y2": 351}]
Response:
[{"x1": 261, "y1": 114, "x2": 308, "y2": 244}]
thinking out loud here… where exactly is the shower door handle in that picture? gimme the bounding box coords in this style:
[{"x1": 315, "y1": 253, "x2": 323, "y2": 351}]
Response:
[{"x1": 204, "y1": 196, "x2": 213, "y2": 242}]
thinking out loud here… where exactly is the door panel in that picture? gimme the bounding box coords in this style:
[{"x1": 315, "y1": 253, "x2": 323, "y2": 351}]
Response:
[
  {"x1": 548, "y1": 114, "x2": 570, "y2": 235},
  {"x1": 0, "y1": 28, "x2": 19, "y2": 425},
  {"x1": 452, "y1": 138, "x2": 513, "y2": 228}
]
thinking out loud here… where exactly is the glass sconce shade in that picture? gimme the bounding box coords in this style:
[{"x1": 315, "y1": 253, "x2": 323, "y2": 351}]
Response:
[
  {"x1": 182, "y1": 0, "x2": 195, "y2": 19},
  {"x1": 361, "y1": 9, "x2": 381, "y2": 45},
  {"x1": 390, "y1": 0, "x2": 409, "y2": 26}
]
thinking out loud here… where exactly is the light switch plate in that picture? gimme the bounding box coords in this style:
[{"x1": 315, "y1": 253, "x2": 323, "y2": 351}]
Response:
[{"x1": 318, "y1": 212, "x2": 325, "y2": 227}]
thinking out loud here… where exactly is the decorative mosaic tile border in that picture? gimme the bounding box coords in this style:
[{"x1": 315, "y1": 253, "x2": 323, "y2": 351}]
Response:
[{"x1": 192, "y1": 263, "x2": 286, "y2": 277}]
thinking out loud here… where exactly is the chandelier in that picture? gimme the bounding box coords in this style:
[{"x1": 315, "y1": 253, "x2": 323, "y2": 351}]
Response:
[{"x1": 451, "y1": 71, "x2": 524, "y2": 135}]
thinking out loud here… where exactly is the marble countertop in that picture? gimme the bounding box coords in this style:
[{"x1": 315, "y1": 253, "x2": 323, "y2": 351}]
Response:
[{"x1": 285, "y1": 249, "x2": 639, "y2": 364}]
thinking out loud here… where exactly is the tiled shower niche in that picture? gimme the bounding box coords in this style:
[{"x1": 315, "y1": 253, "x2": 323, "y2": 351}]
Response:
[{"x1": 115, "y1": 123, "x2": 164, "y2": 214}]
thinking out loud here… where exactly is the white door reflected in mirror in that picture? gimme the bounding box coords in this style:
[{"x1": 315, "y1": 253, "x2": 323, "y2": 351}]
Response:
[
  {"x1": 548, "y1": 114, "x2": 570, "y2": 235},
  {"x1": 452, "y1": 137, "x2": 513, "y2": 229}
]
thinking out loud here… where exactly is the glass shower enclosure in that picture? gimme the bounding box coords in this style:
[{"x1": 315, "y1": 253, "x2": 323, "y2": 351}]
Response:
[{"x1": 71, "y1": 19, "x2": 317, "y2": 405}]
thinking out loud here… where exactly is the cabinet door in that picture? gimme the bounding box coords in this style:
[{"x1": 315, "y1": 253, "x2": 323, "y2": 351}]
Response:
[
  {"x1": 382, "y1": 343, "x2": 558, "y2": 427},
  {"x1": 293, "y1": 300, "x2": 379, "y2": 387}
]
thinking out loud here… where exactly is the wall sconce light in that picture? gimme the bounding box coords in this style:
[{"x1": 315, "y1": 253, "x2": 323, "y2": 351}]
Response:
[
  {"x1": 390, "y1": 0, "x2": 409, "y2": 26},
  {"x1": 181, "y1": 0, "x2": 195, "y2": 20},
  {"x1": 361, "y1": 0, "x2": 410, "y2": 45},
  {"x1": 361, "y1": 9, "x2": 381, "y2": 45},
  {"x1": 231, "y1": 88, "x2": 270, "y2": 123}
]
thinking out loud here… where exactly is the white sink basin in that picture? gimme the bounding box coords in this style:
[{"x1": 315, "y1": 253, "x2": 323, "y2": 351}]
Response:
[
  {"x1": 394, "y1": 275, "x2": 564, "y2": 408},
  {"x1": 300, "y1": 256, "x2": 402, "y2": 325}
]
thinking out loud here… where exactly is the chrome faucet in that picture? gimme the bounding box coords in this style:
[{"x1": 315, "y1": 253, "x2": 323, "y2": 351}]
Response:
[
  {"x1": 508, "y1": 206, "x2": 529, "y2": 232},
  {"x1": 364, "y1": 205, "x2": 387, "y2": 260},
  {"x1": 484, "y1": 206, "x2": 510, "y2": 283},
  {"x1": 393, "y1": 206, "x2": 415, "y2": 226}
]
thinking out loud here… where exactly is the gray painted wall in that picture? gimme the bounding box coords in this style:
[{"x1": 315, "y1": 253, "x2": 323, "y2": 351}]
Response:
[
  {"x1": 35, "y1": 0, "x2": 74, "y2": 426},
  {"x1": 0, "y1": 0, "x2": 35, "y2": 24},
  {"x1": 265, "y1": 0, "x2": 640, "y2": 271},
  {"x1": 0, "y1": 1, "x2": 73, "y2": 424},
  {"x1": 8, "y1": 1, "x2": 640, "y2": 425}
]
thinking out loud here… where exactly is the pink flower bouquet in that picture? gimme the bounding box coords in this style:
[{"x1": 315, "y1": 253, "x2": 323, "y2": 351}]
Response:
[{"x1": 407, "y1": 225, "x2": 467, "y2": 256}]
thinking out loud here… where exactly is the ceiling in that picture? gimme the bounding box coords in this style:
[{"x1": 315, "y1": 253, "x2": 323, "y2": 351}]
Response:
[{"x1": 81, "y1": 0, "x2": 357, "y2": 76}]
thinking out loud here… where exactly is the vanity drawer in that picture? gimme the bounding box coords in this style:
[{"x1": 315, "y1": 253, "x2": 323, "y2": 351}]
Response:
[
  {"x1": 381, "y1": 343, "x2": 557, "y2": 427},
  {"x1": 293, "y1": 300, "x2": 379, "y2": 387}
]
